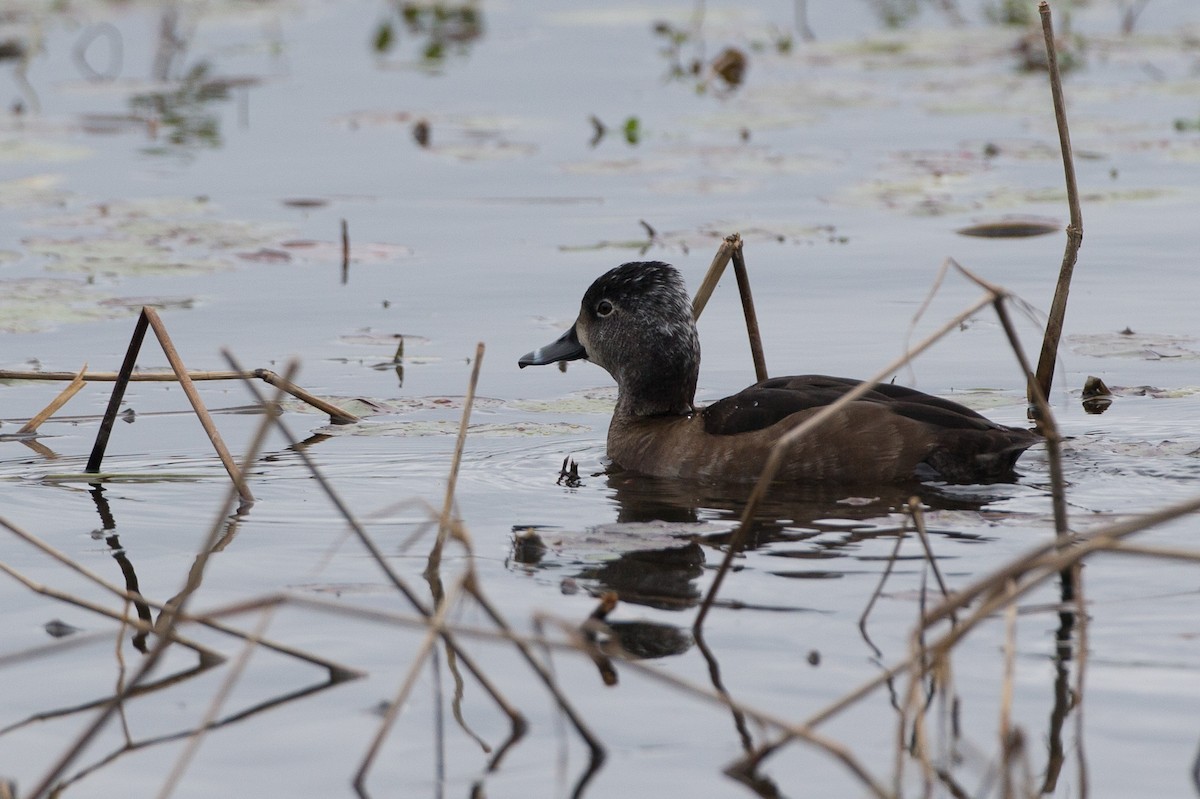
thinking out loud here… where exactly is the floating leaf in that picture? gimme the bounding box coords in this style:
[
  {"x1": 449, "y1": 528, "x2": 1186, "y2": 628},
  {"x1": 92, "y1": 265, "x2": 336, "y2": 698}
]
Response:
[
  {"x1": 957, "y1": 216, "x2": 1061, "y2": 238},
  {"x1": 1067, "y1": 332, "x2": 1200, "y2": 360},
  {"x1": 0, "y1": 277, "x2": 129, "y2": 332}
]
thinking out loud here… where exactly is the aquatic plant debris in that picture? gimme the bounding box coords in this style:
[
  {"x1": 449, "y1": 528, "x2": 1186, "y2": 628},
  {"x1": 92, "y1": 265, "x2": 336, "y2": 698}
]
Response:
[{"x1": 1067, "y1": 332, "x2": 1200, "y2": 360}]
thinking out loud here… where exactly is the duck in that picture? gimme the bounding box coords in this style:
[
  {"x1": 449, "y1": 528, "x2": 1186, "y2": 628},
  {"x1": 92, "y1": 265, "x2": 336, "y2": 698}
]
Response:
[{"x1": 518, "y1": 261, "x2": 1039, "y2": 484}]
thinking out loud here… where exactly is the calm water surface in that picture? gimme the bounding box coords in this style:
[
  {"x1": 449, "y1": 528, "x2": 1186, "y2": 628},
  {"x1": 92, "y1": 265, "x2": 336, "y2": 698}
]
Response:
[{"x1": 2, "y1": 1, "x2": 1200, "y2": 797}]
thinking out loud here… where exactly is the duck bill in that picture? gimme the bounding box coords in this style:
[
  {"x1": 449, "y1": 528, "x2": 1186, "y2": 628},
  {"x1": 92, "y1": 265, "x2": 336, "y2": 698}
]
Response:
[{"x1": 518, "y1": 325, "x2": 586, "y2": 368}]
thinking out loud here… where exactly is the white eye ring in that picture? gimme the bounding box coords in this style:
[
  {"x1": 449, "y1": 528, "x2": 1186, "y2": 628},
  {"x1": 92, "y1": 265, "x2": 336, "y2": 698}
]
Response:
[{"x1": 596, "y1": 299, "x2": 614, "y2": 317}]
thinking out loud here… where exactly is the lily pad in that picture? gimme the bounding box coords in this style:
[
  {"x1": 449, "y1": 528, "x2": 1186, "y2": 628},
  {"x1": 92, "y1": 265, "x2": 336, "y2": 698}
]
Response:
[
  {"x1": 510, "y1": 389, "x2": 616, "y2": 414},
  {"x1": 956, "y1": 216, "x2": 1061, "y2": 238},
  {"x1": 1067, "y1": 332, "x2": 1200, "y2": 360},
  {"x1": 26, "y1": 235, "x2": 231, "y2": 277},
  {"x1": 0, "y1": 277, "x2": 128, "y2": 332}
]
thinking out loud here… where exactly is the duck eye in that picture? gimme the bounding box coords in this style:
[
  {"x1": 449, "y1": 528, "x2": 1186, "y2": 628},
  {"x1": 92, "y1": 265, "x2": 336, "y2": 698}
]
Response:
[{"x1": 595, "y1": 299, "x2": 614, "y2": 317}]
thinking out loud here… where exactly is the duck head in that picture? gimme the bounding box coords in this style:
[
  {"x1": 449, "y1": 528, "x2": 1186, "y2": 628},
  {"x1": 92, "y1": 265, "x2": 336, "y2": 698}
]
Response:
[{"x1": 519, "y1": 261, "x2": 700, "y2": 417}]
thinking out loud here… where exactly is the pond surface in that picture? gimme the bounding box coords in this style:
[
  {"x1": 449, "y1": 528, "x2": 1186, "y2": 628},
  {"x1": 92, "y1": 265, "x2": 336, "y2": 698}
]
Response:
[{"x1": 2, "y1": 1, "x2": 1200, "y2": 797}]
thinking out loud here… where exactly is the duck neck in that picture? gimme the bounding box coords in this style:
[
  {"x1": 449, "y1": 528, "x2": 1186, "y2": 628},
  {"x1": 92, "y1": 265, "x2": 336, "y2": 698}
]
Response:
[{"x1": 612, "y1": 350, "x2": 698, "y2": 418}]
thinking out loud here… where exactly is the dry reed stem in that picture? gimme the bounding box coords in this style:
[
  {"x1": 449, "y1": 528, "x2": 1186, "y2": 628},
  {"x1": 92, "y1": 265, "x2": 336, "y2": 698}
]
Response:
[
  {"x1": 695, "y1": 286, "x2": 999, "y2": 631},
  {"x1": 84, "y1": 308, "x2": 149, "y2": 473},
  {"x1": 224, "y1": 355, "x2": 530, "y2": 771},
  {"x1": 918, "y1": 487, "x2": 1200, "y2": 632},
  {"x1": 0, "y1": 494, "x2": 358, "y2": 678},
  {"x1": 998, "y1": 579, "x2": 1018, "y2": 747},
  {"x1": 690, "y1": 233, "x2": 738, "y2": 319},
  {"x1": 858, "y1": 528, "x2": 907, "y2": 658},
  {"x1": 730, "y1": 241, "x2": 768, "y2": 381},
  {"x1": 426, "y1": 341, "x2": 485, "y2": 577},
  {"x1": 355, "y1": 574, "x2": 468, "y2": 795},
  {"x1": 25, "y1": 362, "x2": 290, "y2": 799},
  {"x1": 1032, "y1": 0, "x2": 1084, "y2": 403},
  {"x1": 908, "y1": 498, "x2": 954, "y2": 611},
  {"x1": 17, "y1": 363, "x2": 87, "y2": 435},
  {"x1": 919, "y1": 494, "x2": 1200, "y2": 670},
  {"x1": 990, "y1": 296, "x2": 1069, "y2": 540},
  {"x1": 463, "y1": 572, "x2": 606, "y2": 797},
  {"x1": 528, "y1": 613, "x2": 891, "y2": 798},
  {"x1": 0, "y1": 368, "x2": 358, "y2": 424},
  {"x1": 156, "y1": 606, "x2": 278, "y2": 799},
  {"x1": 1074, "y1": 566, "x2": 1090, "y2": 799},
  {"x1": 0, "y1": 528, "x2": 224, "y2": 663},
  {"x1": 83, "y1": 308, "x2": 252, "y2": 502},
  {"x1": 690, "y1": 234, "x2": 768, "y2": 381},
  {"x1": 189, "y1": 590, "x2": 891, "y2": 797},
  {"x1": 743, "y1": 485, "x2": 1200, "y2": 782}
]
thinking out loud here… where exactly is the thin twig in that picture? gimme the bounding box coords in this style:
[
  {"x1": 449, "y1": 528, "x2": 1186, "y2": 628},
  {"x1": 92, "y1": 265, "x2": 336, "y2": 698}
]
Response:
[
  {"x1": 858, "y1": 528, "x2": 907, "y2": 660},
  {"x1": 694, "y1": 288, "x2": 998, "y2": 631},
  {"x1": 0, "y1": 368, "x2": 358, "y2": 424},
  {"x1": 998, "y1": 579, "x2": 1018, "y2": 746},
  {"x1": 729, "y1": 241, "x2": 768, "y2": 381},
  {"x1": 18, "y1": 363, "x2": 87, "y2": 434},
  {"x1": 426, "y1": 342, "x2": 485, "y2": 577},
  {"x1": 25, "y1": 364, "x2": 288, "y2": 799},
  {"x1": 144, "y1": 308, "x2": 252, "y2": 502},
  {"x1": 85, "y1": 310, "x2": 149, "y2": 474},
  {"x1": 156, "y1": 606, "x2": 277, "y2": 799},
  {"x1": 691, "y1": 233, "x2": 739, "y2": 320},
  {"x1": 354, "y1": 575, "x2": 467, "y2": 795},
  {"x1": 224, "y1": 354, "x2": 529, "y2": 772}
]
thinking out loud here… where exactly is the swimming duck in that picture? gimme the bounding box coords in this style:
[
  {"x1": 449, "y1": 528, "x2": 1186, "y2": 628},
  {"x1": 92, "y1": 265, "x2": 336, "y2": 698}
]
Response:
[{"x1": 519, "y1": 261, "x2": 1038, "y2": 483}]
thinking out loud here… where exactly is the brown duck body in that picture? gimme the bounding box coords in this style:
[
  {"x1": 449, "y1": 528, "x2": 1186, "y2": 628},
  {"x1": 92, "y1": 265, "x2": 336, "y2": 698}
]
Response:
[
  {"x1": 519, "y1": 262, "x2": 1039, "y2": 485},
  {"x1": 610, "y1": 375, "x2": 1037, "y2": 483}
]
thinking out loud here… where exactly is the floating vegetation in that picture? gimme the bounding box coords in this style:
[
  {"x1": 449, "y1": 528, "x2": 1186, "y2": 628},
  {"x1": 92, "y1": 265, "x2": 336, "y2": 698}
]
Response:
[
  {"x1": 956, "y1": 215, "x2": 1061, "y2": 237},
  {"x1": 373, "y1": 1, "x2": 484, "y2": 68},
  {"x1": 0, "y1": 277, "x2": 129, "y2": 333},
  {"x1": 1067, "y1": 331, "x2": 1200, "y2": 360},
  {"x1": 129, "y1": 63, "x2": 258, "y2": 153}
]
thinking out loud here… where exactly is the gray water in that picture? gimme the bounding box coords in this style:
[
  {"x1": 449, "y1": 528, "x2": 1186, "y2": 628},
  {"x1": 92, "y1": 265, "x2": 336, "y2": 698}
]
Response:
[{"x1": 2, "y1": 1, "x2": 1200, "y2": 797}]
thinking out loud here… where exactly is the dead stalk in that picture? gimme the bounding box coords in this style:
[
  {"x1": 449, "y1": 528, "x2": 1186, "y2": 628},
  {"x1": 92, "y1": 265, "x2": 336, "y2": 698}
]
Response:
[
  {"x1": 1073, "y1": 565, "x2": 1090, "y2": 799},
  {"x1": 25, "y1": 363, "x2": 288, "y2": 799},
  {"x1": 355, "y1": 574, "x2": 468, "y2": 795},
  {"x1": 999, "y1": 579, "x2": 1018, "y2": 746},
  {"x1": 0, "y1": 369, "x2": 357, "y2": 424},
  {"x1": 730, "y1": 241, "x2": 768, "y2": 381},
  {"x1": 17, "y1": 363, "x2": 87, "y2": 435},
  {"x1": 691, "y1": 233, "x2": 738, "y2": 319},
  {"x1": 426, "y1": 342, "x2": 485, "y2": 577},
  {"x1": 858, "y1": 529, "x2": 907, "y2": 657},
  {"x1": 156, "y1": 607, "x2": 278, "y2": 799},
  {"x1": 1032, "y1": 0, "x2": 1084, "y2": 403},
  {"x1": 224, "y1": 354, "x2": 530, "y2": 771},
  {"x1": 695, "y1": 288, "x2": 997, "y2": 631},
  {"x1": 83, "y1": 308, "x2": 252, "y2": 501},
  {"x1": 908, "y1": 498, "x2": 954, "y2": 610}
]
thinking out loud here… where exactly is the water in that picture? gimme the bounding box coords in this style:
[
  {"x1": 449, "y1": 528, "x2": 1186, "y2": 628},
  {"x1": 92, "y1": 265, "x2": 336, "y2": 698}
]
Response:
[{"x1": 2, "y1": 1, "x2": 1200, "y2": 796}]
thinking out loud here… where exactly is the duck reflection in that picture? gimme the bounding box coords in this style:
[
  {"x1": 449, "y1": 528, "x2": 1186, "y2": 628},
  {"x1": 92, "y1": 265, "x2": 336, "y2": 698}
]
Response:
[
  {"x1": 511, "y1": 470, "x2": 1004, "y2": 662},
  {"x1": 606, "y1": 470, "x2": 995, "y2": 548}
]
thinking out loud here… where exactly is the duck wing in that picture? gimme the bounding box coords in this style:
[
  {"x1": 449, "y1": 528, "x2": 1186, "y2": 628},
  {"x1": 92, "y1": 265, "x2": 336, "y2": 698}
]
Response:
[
  {"x1": 700, "y1": 374, "x2": 1039, "y2": 482},
  {"x1": 701, "y1": 374, "x2": 1019, "y2": 435}
]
